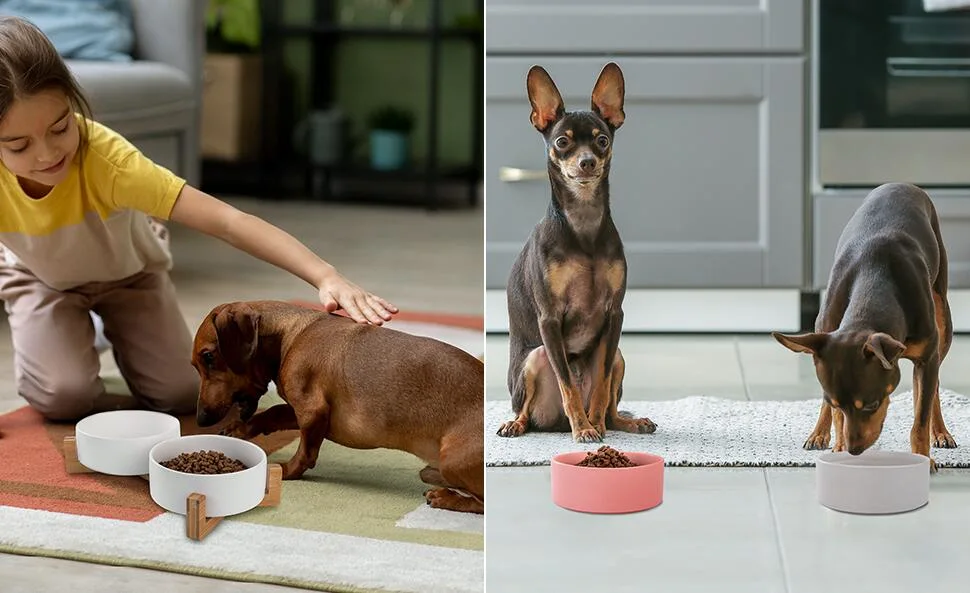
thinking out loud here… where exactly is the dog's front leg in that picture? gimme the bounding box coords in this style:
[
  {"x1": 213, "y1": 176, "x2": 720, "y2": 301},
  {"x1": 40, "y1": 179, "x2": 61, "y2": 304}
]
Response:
[
  {"x1": 538, "y1": 315, "x2": 599, "y2": 442},
  {"x1": 589, "y1": 309, "x2": 625, "y2": 436},
  {"x1": 912, "y1": 359, "x2": 939, "y2": 473},
  {"x1": 804, "y1": 399, "x2": 833, "y2": 450},
  {"x1": 831, "y1": 406, "x2": 845, "y2": 452},
  {"x1": 220, "y1": 404, "x2": 298, "y2": 439},
  {"x1": 282, "y1": 404, "x2": 331, "y2": 480}
]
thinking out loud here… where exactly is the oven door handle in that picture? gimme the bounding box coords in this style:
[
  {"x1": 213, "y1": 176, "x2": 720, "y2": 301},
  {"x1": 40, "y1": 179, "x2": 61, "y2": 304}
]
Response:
[{"x1": 887, "y1": 57, "x2": 970, "y2": 78}]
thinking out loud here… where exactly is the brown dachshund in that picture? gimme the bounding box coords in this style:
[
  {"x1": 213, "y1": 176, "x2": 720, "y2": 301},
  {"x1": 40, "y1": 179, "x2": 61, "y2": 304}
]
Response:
[{"x1": 191, "y1": 301, "x2": 484, "y2": 514}]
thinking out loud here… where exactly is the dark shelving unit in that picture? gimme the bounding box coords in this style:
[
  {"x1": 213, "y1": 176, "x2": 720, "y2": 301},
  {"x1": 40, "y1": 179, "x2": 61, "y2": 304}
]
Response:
[{"x1": 204, "y1": 0, "x2": 482, "y2": 210}]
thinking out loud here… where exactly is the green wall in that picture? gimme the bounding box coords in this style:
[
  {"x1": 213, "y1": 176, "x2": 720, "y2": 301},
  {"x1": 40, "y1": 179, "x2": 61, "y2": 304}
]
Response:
[{"x1": 280, "y1": 0, "x2": 480, "y2": 168}]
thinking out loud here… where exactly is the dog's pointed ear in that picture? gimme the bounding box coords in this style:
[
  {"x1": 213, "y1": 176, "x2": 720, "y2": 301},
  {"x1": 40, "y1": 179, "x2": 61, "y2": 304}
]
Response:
[
  {"x1": 772, "y1": 331, "x2": 828, "y2": 355},
  {"x1": 591, "y1": 62, "x2": 625, "y2": 129},
  {"x1": 864, "y1": 332, "x2": 906, "y2": 370},
  {"x1": 527, "y1": 65, "x2": 565, "y2": 132},
  {"x1": 212, "y1": 304, "x2": 261, "y2": 374}
]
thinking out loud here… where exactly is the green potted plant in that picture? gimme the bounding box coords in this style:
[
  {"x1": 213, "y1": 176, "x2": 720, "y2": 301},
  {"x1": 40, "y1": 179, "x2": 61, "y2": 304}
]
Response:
[
  {"x1": 367, "y1": 106, "x2": 415, "y2": 170},
  {"x1": 206, "y1": 0, "x2": 261, "y2": 53}
]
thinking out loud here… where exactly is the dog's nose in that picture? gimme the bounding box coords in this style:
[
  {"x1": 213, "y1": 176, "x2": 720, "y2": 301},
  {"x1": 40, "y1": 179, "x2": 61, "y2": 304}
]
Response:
[
  {"x1": 579, "y1": 157, "x2": 596, "y2": 173},
  {"x1": 847, "y1": 445, "x2": 866, "y2": 455},
  {"x1": 197, "y1": 409, "x2": 216, "y2": 427}
]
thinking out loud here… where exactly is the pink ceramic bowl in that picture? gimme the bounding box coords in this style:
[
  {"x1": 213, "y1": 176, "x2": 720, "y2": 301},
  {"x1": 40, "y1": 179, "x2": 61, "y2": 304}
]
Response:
[{"x1": 550, "y1": 451, "x2": 665, "y2": 514}]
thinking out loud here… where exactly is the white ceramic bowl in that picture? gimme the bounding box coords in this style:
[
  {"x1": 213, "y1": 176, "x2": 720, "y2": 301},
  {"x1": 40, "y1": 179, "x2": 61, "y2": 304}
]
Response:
[
  {"x1": 74, "y1": 410, "x2": 181, "y2": 476},
  {"x1": 148, "y1": 434, "x2": 268, "y2": 517},
  {"x1": 816, "y1": 450, "x2": 930, "y2": 514}
]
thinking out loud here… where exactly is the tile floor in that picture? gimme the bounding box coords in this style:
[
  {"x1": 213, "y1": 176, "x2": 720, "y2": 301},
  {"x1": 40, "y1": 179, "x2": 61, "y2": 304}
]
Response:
[
  {"x1": 485, "y1": 333, "x2": 970, "y2": 593},
  {"x1": 0, "y1": 197, "x2": 483, "y2": 592}
]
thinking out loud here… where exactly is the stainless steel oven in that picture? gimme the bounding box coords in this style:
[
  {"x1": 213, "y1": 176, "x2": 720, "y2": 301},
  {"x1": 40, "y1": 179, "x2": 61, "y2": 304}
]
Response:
[{"x1": 817, "y1": 0, "x2": 970, "y2": 186}]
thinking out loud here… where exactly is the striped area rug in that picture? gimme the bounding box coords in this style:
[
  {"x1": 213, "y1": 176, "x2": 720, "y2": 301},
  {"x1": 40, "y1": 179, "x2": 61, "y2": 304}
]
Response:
[{"x1": 0, "y1": 309, "x2": 483, "y2": 593}]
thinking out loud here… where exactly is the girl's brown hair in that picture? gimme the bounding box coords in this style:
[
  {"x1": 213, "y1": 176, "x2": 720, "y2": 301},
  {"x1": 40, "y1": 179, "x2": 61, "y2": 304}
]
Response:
[{"x1": 0, "y1": 16, "x2": 93, "y2": 154}]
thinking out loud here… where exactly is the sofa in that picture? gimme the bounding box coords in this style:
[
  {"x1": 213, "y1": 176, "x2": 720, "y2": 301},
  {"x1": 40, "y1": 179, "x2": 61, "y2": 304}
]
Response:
[{"x1": 66, "y1": 0, "x2": 206, "y2": 186}]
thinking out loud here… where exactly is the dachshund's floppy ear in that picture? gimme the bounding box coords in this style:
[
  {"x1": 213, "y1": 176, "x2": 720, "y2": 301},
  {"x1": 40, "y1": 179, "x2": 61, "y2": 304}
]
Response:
[{"x1": 212, "y1": 303, "x2": 261, "y2": 374}]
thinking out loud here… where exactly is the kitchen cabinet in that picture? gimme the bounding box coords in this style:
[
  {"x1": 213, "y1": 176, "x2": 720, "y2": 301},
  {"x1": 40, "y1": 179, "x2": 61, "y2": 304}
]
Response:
[{"x1": 486, "y1": 0, "x2": 804, "y2": 54}]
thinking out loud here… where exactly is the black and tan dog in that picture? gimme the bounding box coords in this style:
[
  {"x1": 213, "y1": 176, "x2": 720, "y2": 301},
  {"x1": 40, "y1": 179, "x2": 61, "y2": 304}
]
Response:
[
  {"x1": 773, "y1": 183, "x2": 956, "y2": 471},
  {"x1": 497, "y1": 62, "x2": 655, "y2": 443}
]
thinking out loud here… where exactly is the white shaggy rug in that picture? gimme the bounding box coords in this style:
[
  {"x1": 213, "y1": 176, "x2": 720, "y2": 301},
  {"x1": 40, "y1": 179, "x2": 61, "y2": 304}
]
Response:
[{"x1": 485, "y1": 390, "x2": 970, "y2": 468}]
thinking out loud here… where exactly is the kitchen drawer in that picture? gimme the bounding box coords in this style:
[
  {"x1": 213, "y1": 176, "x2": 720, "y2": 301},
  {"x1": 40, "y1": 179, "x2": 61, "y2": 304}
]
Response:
[
  {"x1": 814, "y1": 191, "x2": 970, "y2": 289},
  {"x1": 486, "y1": 56, "x2": 805, "y2": 289},
  {"x1": 486, "y1": 0, "x2": 804, "y2": 54}
]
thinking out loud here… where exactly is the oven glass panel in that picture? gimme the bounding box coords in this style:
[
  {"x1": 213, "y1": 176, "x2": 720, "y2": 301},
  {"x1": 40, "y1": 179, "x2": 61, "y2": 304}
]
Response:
[{"x1": 820, "y1": 0, "x2": 970, "y2": 129}]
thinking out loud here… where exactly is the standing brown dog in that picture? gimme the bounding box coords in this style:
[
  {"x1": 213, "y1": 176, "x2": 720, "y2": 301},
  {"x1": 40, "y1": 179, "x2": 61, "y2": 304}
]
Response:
[{"x1": 192, "y1": 301, "x2": 484, "y2": 514}]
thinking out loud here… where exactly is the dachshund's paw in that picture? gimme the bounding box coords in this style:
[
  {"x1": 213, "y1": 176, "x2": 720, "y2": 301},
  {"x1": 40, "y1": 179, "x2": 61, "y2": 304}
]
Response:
[
  {"x1": 424, "y1": 488, "x2": 485, "y2": 514},
  {"x1": 932, "y1": 430, "x2": 957, "y2": 449},
  {"x1": 832, "y1": 442, "x2": 845, "y2": 453},
  {"x1": 930, "y1": 457, "x2": 939, "y2": 474},
  {"x1": 573, "y1": 427, "x2": 603, "y2": 443},
  {"x1": 281, "y1": 461, "x2": 308, "y2": 480},
  {"x1": 497, "y1": 420, "x2": 526, "y2": 438},
  {"x1": 803, "y1": 432, "x2": 831, "y2": 450},
  {"x1": 219, "y1": 420, "x2": 250, "y2": 439},
  {"x1": 425, "y1": 487, "x2": 448, "y2": 507}
]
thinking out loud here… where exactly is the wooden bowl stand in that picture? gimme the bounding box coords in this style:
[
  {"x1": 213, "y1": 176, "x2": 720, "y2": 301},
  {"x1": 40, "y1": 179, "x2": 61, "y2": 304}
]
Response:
[{"x1": 63, "y1": 435, "x2": 283, "y2": 541}]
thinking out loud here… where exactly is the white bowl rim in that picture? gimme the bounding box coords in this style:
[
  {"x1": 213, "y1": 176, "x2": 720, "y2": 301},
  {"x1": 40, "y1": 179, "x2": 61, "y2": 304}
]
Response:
[
  {"x1": 75, "y1": 410, "x2": 180, "y2": 443},
  {"x1": 149, "y1": 434, "x2": 268, "y2": 480},
  {"x1": 817, "y1": 450, "x2": 929, "y2": 469}
]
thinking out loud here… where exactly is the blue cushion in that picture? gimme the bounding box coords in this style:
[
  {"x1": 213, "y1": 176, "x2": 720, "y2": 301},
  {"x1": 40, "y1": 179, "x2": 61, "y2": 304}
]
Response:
[{"x1": 0, "y1": 0, "x2": 134, "y2": 62}]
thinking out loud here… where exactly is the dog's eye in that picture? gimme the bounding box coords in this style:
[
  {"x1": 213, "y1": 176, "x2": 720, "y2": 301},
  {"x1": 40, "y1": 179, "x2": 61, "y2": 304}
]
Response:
[
  {"x1": 201, "y1": 351, "x2": 216, "y2": 368},
  {"x1": 863, "y1": 401, "x2": 880, "y2": 412},
  {"x1": 554, "y1": 136, "x2": 570, "y2": 150},
  {"x1": 596, "y1": 134, "x2": 610, "y2": 149}
]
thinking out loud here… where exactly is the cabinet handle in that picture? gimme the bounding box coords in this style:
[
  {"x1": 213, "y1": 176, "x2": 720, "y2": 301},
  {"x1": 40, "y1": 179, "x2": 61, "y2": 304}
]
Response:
[{"x1": 499, "y1": 167, "x2": 546, "y2": 182}]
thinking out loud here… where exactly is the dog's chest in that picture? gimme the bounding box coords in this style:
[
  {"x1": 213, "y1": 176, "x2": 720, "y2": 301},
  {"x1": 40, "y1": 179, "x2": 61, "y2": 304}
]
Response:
[{"x1": 546, "y1": 258, "x2": 624, "y2": 351}]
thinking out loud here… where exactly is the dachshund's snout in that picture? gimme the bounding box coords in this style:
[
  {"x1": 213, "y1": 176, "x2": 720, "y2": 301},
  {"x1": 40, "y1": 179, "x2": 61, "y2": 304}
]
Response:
[{"x1": 196, "y1": 408, "x2": 220, "y2": 427}]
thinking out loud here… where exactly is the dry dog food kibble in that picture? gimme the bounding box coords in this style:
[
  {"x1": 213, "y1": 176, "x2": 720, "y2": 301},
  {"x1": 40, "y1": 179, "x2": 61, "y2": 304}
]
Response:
[
  {"x1": 161, "y1": 450, "x2": 248, "y2": 474},
  {"x1": 576, "y1": 445, "x2": 637, "y2": 468}
]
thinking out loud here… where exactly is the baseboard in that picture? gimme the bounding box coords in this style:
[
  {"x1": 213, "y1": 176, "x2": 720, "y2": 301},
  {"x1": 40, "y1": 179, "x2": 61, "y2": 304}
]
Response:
[
  {"x1": 485, "y1": 289, "x2": 802, "y2": 333},
  {"x1": 487, "y1": 288, "x2": 970, "y2": 333}
]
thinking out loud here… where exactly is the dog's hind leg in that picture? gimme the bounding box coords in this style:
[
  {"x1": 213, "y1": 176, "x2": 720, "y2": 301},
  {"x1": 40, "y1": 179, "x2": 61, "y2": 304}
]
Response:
[
  {"x1": 425, "y1": 429, "x2": 484, "y2": 514},
  {"x1": 605, "y1": 349, "x2": 656, "y2": 434},
  {"x1": 419, "y1": 466, "x2": 447, "y2": 487},
  {"x1": 498, "y1": 346, "x2": 545, "y2": 437},
  {"x1": 931, "y1": 291, "x2": 957, "y2": 448}
]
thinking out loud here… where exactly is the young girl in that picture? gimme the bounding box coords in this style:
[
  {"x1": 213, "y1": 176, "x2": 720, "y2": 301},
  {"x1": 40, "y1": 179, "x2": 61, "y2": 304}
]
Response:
[{"x1": 0, "y1": 16, "x2": 397, "y2": 422}]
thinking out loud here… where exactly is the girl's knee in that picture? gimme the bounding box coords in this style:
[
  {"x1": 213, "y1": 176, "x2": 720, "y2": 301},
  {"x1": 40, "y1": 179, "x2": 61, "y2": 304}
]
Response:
[{"x1": 19, "y1": 376, "x2": 100, "y2": 421}]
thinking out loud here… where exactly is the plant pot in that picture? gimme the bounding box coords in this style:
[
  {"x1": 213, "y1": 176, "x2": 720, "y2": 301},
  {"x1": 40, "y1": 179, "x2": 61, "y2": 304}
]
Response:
[
  {"x1": 369, "y1": 129, "x2": 409, "y2": 170},
  {"x1": 294, "y1": 109, "x2": 345, "y2": 167}
]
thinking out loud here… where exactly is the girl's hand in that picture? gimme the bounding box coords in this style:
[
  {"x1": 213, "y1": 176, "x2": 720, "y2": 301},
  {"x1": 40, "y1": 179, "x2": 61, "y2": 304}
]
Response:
[
  {"x1": 170, "y1": 187, "x2": 399, "y2": 325},
  {"x1": 317, "y1": 269, "x2": 398, "y2": 325}
]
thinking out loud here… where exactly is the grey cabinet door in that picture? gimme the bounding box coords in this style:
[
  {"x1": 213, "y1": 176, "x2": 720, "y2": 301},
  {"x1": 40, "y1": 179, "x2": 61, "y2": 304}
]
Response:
[
  {"x1": 486, "y1": 0, "x2": 804, "y2": 54},
  {"x1": 814, "y1": 191, "x2": 970, "y2": 289},
  {"x1": 486, "y1": 57, "x2": 805, "y2": 289}
]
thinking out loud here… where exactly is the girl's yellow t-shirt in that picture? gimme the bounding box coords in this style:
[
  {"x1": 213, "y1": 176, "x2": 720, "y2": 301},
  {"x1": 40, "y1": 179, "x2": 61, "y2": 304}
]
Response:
[{"x1": 0, "y1": 117, "x2": 185, "y2": 290}]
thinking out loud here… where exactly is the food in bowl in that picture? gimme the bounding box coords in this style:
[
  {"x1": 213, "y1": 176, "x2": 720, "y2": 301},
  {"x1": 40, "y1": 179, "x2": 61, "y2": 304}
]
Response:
[
  {"x1": 160, "y1": 450, "x2": 248, "y2": 475},
  {"x1": 576, "y1": 445, "x2": 638, "y2": 468}
]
